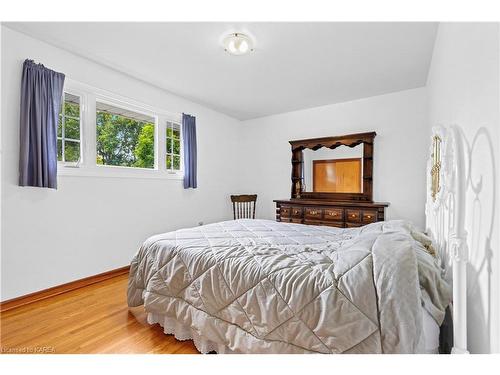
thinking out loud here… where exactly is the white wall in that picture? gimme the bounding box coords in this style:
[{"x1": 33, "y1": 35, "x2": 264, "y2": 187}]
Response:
[
  {"x1": 239, "y1": 87, "x2": 429, "y2": 229},
  {"x1": 426, "y1": 23, "x2": 500, "y2": 354},
  {"x1": 0, "y1": 27, "x2": 243, "y2": 301}
]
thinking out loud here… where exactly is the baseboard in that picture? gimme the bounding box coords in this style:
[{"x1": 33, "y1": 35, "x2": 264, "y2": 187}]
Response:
[{"x1": 0, "y1": 265, "x2": 130, "y2": 313}]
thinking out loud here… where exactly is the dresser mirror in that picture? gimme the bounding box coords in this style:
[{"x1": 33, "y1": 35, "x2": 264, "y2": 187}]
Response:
[
  {"x1": 302, "y1": 144, "x2": 363, "y2": 193},
  {"x1": 290, "y1": 132, "x2": 376, "y2": 202}
]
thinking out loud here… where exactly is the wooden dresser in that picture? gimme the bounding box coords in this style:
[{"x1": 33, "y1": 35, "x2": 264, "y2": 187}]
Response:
[
  {"x1": 275, "y1": 132, "x2": 389, "y2": 228},
  {"x1": 274, "y1": 199, "x2": 388, "y2": 228}
]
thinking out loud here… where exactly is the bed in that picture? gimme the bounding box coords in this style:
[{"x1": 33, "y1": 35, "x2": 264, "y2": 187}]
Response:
[
  {"x1": 127, "y1": 219, "x2": 450, "y2": 353},
  {"x1": 127, "y1": 125, "x2": 468, "y2": 354}
]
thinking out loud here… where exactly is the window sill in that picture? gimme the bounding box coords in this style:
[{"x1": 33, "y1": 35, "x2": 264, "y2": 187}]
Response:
[{"x1": 57, "y1": 165, "x2": 184, "y2": 180}]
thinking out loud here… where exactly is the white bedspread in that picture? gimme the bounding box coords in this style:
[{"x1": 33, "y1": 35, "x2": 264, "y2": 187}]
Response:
[{"x1": 128, "y1": 219, "x2": 450, "y2": 353}]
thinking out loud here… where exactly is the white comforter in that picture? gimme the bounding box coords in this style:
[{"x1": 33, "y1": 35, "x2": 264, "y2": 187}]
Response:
[{"x1": 128, "y1": 219, "x2": 450, "y2": 353}]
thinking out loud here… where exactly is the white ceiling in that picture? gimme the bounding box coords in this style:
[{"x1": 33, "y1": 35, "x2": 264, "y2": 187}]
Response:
[{"x1": 5, "y1": 22, "x2": 438, "y2": 120}]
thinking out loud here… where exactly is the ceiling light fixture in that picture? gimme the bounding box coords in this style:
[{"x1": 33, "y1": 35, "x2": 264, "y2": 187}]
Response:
[{"x1": 222, "y1": 32, "x2": 254, "y2": 56}]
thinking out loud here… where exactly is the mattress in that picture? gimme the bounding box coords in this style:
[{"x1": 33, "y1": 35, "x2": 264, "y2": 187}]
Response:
[{"x1": 128, "y1": 219, "x2": 451, "y2": 353}]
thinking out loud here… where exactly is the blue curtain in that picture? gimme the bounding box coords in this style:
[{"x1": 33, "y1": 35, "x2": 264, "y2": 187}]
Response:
[
  {"x1": 182, "y1": 113, "x2": 197, "y2": 189},
  {"x1": 19, "y1": 59, "x2": 65, "y2": 189}
]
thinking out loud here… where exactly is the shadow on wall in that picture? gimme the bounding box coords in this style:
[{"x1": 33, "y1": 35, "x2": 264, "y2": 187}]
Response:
[{"x1": 459, "y1": 126, "x2": 496, "y2": 353}]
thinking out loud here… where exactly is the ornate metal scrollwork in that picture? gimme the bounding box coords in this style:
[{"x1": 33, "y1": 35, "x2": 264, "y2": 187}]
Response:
[
  {"x1": 426, "y1": 125, "x2": 469, "y2": 354},
  {"x1": 450, "y1": 234, "x2": 469, "y2": 263},
  {"x1": 431, "y1": 135, "x2": 442, "y2": 202}
]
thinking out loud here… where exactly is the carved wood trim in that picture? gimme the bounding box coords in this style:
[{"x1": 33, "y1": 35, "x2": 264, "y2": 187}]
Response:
[{"x1": 289, "y1": 132, "x2": 376, "y2": 151}]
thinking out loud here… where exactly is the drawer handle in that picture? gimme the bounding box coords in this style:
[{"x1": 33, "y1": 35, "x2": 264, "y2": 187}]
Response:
[
  {"x1": 366, "y1": 215, "x2": 372, "y2": 219},
  {"x1": 310, "y1": 210, "x2": 318, "y2": 215},
  {"x1": 350, "y1": 214, "x2": 357, "y2": 218},
  {"x1": 328, "y1": 212, "x2": 338, "y2": 216},
  {"x1": 294, "y1": 210, "x2": 300, "y2": 214}
]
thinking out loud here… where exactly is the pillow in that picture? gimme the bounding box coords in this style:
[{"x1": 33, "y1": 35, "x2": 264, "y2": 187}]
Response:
[{"x1": 410, "y1": 230, "x2": 437, "y2": 257}]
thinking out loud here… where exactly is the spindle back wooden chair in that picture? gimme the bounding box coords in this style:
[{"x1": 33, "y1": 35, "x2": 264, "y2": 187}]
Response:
[{"x1": 230, "y1": 194, "x2": 257, "y2": 220}]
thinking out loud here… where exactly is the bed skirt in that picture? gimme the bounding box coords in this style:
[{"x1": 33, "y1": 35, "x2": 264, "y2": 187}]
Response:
[
  {"x1": 147, "y1": 313, "x2": 235, "y2": 354},
  {"x1": 146, "y1": 310, "x2": 438, "y2": 354}
]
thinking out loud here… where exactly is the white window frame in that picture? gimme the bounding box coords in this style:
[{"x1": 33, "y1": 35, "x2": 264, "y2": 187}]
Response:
[
  {"x1": 165, "y1": 120, "x2": 183, "y2": 173},
  {"x1": 57, "y1": 90, "x2": 84, "y2": 167},
  {"x1": 95, "y1": 96, "x2": 159, "y2": 171},
  {"x1": 58, "y1": 79, "x2": 184, "y2": 180}
]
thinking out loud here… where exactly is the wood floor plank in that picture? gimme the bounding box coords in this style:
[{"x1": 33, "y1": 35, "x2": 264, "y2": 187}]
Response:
[{"x1": 0, "y1": 273, "x2": 198, "y2": 354}]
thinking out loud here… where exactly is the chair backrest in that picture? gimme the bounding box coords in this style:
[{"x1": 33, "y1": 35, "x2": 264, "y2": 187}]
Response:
[{"x1": 230, "y1": 194, "x2": 257, "y2": 220}]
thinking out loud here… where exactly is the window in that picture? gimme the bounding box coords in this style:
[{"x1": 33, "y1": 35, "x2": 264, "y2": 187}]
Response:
[
  {"x1": 58, "y1": 93, "x2": 81, "y2": 164},
  {"x1": 57, "y1": 79, "x2": 183, "y2": 179},
  {"x1": 166, "y1": 121, "x2": 181, "y2": 171},
  {"x1": 96, "y1": 101, "x2": 156, "y2": 169}
]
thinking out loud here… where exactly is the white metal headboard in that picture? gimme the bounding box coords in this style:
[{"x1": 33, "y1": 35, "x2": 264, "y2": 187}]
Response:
[{"x1": 425, "y1": 125, "x2": 469, "y2": 354}]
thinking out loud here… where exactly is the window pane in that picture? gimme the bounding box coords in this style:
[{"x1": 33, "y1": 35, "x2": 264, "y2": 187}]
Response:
[
  {"x1": 96, "y1": 102, "x2": 155, "y2": 169},
  {"x1": 173, "y1": 139, "x2": 180, "y2": 155},
  {"x1": 64, "y1": 141, "x2": 80, "y2": 162},
  {"x1": 57, "y1": 116, "x2": 62, "y2": 137},
  {"x1": 64, "y1": 93, "x2": 80, "y2": 117},
  {"x1": 173, "y1": 127, "x2": 180, "y2": 139},
  {"x1": 65, "y1": 117, "x2": 80, "y2": 140},
  {"x1": 166, "y1": 126, "x2": 173, "y2": 138},
  {"x1": 173, "y1": 155, "x2": 180, "y2": 170},
  {"x1": 166, "y1": 154, "x2": 172, "y2": 169},
  {"x1": 59, "y1": 92, "x2": 81, "y2": 164},
  {"x1": 57, "y1": 139, "x2": 62, "y2": 161},
  {"x1": 166, "y1": 138, "x2": 172, "y2": 153}
]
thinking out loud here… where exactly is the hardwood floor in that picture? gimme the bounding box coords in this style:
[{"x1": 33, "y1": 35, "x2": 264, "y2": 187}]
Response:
[{"x1": 0, "y1": 273, "x2": 198, "y2": 354}]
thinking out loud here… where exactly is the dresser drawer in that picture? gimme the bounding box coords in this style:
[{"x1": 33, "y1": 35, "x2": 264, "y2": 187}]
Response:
[
  {"x1": 322, "y1": 221, "x2": 345, "y2": 228},
  {"x1": 346, "y1": 222, "x2": 363, "y2": 228},
  {"x1": 362, "y1": 210, "x2": 377, "y2": 223},
  {"x1": 280, "y1": 206, "x2": 291, "y2": 218},
  {"x1": 305, "y1": 207, "x2": 322, "y2": 219},
  {"x1": 323, "y1": 208, "x2": 344, "y2": 221},
  {"x1": 291, "y1": 207, "x2": 303, "y2": 218},
  {"x1": 275, "y1": 200, "x2": 387, "y2": 228},
  {"x1": 346, "y1": 209, "x2": 361, "y2": 223}
]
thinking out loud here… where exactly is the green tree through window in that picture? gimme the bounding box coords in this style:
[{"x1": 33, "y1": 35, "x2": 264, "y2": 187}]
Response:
[
  {"x1": 134, "y1": 124, "x2": 155, "y2": 168},
  {"x1": 58, "y1": 93, "x2": 81, "y2": 163},
  {"x1": 96, "y1": 103, "x2": 155, "y2": 169},
  {"x1": 166, "y1": 122, "x2": 181, "y2": 171}
]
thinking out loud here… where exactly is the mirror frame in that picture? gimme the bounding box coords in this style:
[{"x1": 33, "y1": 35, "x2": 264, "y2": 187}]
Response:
[{"x1": 289, "y1": 132, "x2": 376, "y2": 202}]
